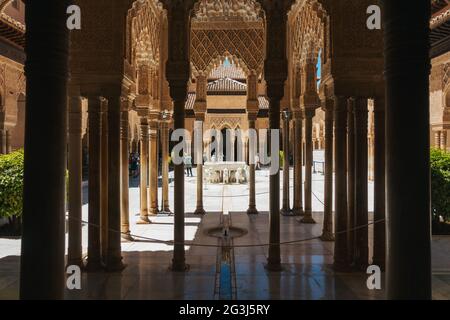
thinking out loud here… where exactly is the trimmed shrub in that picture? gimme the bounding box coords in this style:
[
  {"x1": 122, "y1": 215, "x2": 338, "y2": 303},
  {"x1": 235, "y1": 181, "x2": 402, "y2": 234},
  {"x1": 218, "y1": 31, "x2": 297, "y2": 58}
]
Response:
[
  {"x1": 0, "y1": 149, "x2": 24, "y2": 219},
  {"x1": 430, "y1": 148, "x2": 450, "y2": 223}
]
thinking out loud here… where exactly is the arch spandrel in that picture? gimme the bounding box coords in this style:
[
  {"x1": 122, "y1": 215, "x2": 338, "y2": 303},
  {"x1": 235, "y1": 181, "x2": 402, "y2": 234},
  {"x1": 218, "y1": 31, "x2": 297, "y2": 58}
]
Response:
[{"x1": 190, "y1": 0, "x2": 265, "y2": 77}]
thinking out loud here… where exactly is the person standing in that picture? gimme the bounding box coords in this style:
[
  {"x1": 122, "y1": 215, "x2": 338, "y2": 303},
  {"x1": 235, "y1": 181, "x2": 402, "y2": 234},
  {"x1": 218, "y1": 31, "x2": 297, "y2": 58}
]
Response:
[{"x1": 184, "y1": 153, "x2": 193, "y2": 177}]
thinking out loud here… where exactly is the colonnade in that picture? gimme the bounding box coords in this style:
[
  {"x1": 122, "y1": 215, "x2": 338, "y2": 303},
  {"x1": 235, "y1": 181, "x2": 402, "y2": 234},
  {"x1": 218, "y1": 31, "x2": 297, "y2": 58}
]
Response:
[
  {"x1": 19, "y1": 0, "x2": 433, "y2": 300},
  {"x1": 434, "y1": 129, "x2": 448, "y2": 150},
  {"x1": 0, "y1": 129, "x2": 11, "y2": 154}
]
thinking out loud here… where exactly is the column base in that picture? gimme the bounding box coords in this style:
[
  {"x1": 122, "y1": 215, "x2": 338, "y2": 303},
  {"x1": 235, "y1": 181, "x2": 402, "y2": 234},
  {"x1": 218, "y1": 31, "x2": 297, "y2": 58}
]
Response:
[
  {"x1": 194, "y1": 207, "x2": 206, "y2": 215},
  {"x1": 298, "y1": 213, "x2": 316, "y2": 224},
  {"x1": 105, "y1": 258, "x2": 127, "y2": 273},
  {"x1": 320, "y1": 232, "x2": 335, "y2": 242},
  {"x1": 265, "y1": 261, "x2": 283, "y2": 272},
  {"x1": 121, "y1": 232, "x2": 134, "y2": 242},
  {"x1": 170, "y1": 261, "x2": 190, "y2": 272},
  {"x1": 160, "y1": 207, "x2": 172, "y2": 215},
  {"x1": 137, "y1": 216, "x2": 151, "y2": 224},
  {"x1": 292, "y1": 207, "x2": 303, "y2": 216},
  {"x1": 148, "y1": 208, "x2": 159, "y2": 216},
  {"x1": 281, "y1": 207, "x2": 294, "y2": 216},
  {"x1": 84, "y1": 259, "x2": 105, "y2": 272},
  {"x1": 247, "y1": 206, "x2": 259, "y2": 215}
]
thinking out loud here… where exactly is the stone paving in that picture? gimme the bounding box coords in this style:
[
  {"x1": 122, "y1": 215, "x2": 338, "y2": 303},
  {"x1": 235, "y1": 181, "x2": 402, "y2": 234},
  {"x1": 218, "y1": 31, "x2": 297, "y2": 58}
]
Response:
[{"x1": 0, "y1": 166, "x2": 449, "y2": 300}]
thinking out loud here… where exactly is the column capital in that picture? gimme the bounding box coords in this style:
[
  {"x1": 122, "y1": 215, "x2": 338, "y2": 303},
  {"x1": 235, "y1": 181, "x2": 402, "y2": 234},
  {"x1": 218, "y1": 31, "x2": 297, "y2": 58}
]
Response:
[{"x1": 303, "y1": 108, "x2": 316, "y2": 119}]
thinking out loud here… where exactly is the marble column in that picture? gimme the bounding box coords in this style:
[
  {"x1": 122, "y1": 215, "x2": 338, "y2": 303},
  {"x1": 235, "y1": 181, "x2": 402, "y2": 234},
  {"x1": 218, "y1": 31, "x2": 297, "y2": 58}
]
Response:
[
  {"x1": 138, "y1": 119, "x2": 150, "y2": 224},
  {"x1": 321, "y1": 100, "x2": 334, "y2": 241},
  {"x1": 333, "y1": 96, "x2": 350, "y2": 271},
  {"x1": 161, "y1": 120, "x2": 171, "y2": 213},
  {"x1": 100, "y1": 100, "x2": 108, "y2": 262},
  {"x1": 383, "y1": 0, "x2": 431, "y2": 299},
  {"x1": 353, "y1": 98, "x2": 369, "y2": 271},
  {"x1": 85, "y1": 97, "x2": 104, "y2": 272},
  {"x1": 441, "y1": 130, "x2": 447, "y2": 150},
  {"x1": 372, "y1": 97, "x2": 386, "y2": 270},
  {"x1": 148, "y1": 120, "x2": 159, "y2": 216},
  {"x1": 171, "y1": 96, "x2": 187, "y2": 271},
  {"x1": 19, "y1": 1, "x2": 69, "y2": 299},
  {"x1": 0, "y1": 129, "x2": 5, "y2": 154},
  {"x1": 105, "y1": 95, "x2": 125, "y2": 271},
  {"x1": 347, "y1": 99, "x2": 355, "y2": 264},
  {"x1": 267, "y1": 96, "x2": 282, "y2": 271},
  {"x1": 67, "y1": 96, "x2": 83, "y2": 267},
  {"x1": 121, "y1": 105, "x2": 133, "y2": 241},
  {"x1": 301, "y1": 108, "x2": 316, "y2": 224},
  {"x1": 434, "y1": 131, "x2": 441, "y2": 148},
  {"x1": 5, "y1": 130, "x2": 11, "y2": 153},
  {"x1": 194, "y1": 117, "x2": 206, "y2": 215},
  {"x1": 247, "y1": 114, "x2": 258, "y2": 215},
  {"x1": 292, "y1": 113, "x2": 303, "y2": 216},
  {"x1": 281, "y1": 111, "x2": 292, "y2": 216}
]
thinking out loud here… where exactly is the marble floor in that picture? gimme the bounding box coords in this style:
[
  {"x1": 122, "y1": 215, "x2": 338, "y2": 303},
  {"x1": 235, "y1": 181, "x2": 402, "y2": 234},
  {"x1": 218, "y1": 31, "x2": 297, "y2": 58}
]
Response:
[{"x1": 0, "y1": 164, "x2": 449, "y2": 300}]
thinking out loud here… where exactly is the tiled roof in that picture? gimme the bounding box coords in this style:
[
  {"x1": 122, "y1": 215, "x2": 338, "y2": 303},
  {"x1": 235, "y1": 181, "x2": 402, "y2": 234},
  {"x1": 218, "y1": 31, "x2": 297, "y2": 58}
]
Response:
[
  {"x1": 258, "y1": 96, "x2": 269, "y2": 109},
  {"x1": 207, "y1": 77, "x2": 247, "y2": 93},
  {"x1": 185, "y1": 93, "x2": 196, "y2": 110},
  {"x1": 185, "y1": 92, "x2": 269, "y2": 111},
  {"x1": 209, "y1": 64, "x2": 246, "y2": 80}
]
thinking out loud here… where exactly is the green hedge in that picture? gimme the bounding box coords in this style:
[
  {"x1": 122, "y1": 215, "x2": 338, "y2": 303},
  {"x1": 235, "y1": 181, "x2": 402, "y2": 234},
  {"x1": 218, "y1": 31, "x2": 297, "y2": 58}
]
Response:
[
  {"x1": 431, "y1": 148, "x2": 450, "y2": 222},
  {"x1": 0, "y1": 149, "x2": 24, "y2": 219}
]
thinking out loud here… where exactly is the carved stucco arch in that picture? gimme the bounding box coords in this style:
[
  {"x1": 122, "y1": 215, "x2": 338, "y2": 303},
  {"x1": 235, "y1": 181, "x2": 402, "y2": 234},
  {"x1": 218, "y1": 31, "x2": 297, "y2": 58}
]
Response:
[
  {"x1": 190, "y1": 0, "x2": 265, "y2": 77},
  {"x1": 290, "y1": 0, "x2": 327, "y2": 67},
  {"x1": 130, "y1": 0, "x2": 164, "y2": 68}
]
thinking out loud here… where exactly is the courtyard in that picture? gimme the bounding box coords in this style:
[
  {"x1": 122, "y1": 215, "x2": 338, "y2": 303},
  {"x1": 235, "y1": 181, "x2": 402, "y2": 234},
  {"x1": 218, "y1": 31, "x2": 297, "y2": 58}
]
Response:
[{"x1": 1, "y1": 166, "x2": 449, "y2": 300}]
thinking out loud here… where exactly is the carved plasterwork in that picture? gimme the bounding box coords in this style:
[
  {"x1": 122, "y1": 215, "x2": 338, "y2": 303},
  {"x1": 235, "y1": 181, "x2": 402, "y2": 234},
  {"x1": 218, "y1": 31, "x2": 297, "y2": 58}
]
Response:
[
  {"x1": 192, "y1": 0, "x2": 263, "y2": 23},
  {"x1": 131, "y1": 0, "x2": 164, "y2": 68},
  {"x1": 191, "y1": 27, "x2": 264, "y2": 76},
  {"x1": 290, "y1": 0, "x2": 325, "y2": 66}
]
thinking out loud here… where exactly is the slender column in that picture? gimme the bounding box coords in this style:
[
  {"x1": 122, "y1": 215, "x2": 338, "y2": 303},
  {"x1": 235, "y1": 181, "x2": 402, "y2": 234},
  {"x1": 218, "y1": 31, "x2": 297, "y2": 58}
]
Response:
[
  {"x1": 383, "y1": 0, "x2": 432, "y2": 299},
  {"x1": 105, "y1": 95, "x2": 125, "y2": 271},
  {"x1": 100, "y1": 100, "x2": 108, "y2": 262},
  {"x1": 194, "y1": 117, "x2": 206, "y2": 215},
  {"x1": 138, "y1": 119, "x2": 150, "y2": 224},
  {"x1": 161, "y1": 120, "x2": 171, "y2": 213},
  {"x1": 172, "y1": 97, "x2": 187, "y2": 271},
  {"x1": 347, "y1": 99, "x2": 355, "y2": 264},
  {"x1": 281, "y1": 111, "x2": 292, "y2": 215},
  {"x1": 321, "y1": 100, "x2": 334, "y2": 241},
  {"x1": 353, "y1": 98, "x2": 369, "y2": 271},
  {"x1": 301, "y1": 109, "x2": 316, "y2": 224},
  {"x1": 0, "y1": 129, "x2": 5, "y2": 154},
  {"x1": 434, "y1": 131, "x2": 441, "y2": 148},
  {"x1": 148, "y1": 119, "x2": 159, "y2": 216},
  {"x1": 85, "y1": 97, "x2": 104, "y2": 271},
  {"x1": 333, "y1": 96, "x2": 350, "y2": 271},
  {"x1": 372, "y1": 97, "x2": 386, "y2": 270},
  {"x1": 67, "y1": 97, "x2": 83, "y2": 267},
  {"x1": 292, "y1": 113, "x2": 303, "y2": 216},
  {"x1": 121, "y1": 105, "x2": 133, "y2": 241},
  {"x1": 441, "y1": 131, "x2": 447, "y2": 150},
  {"x1": 5, "y1": 129, "x2": 11, "y2": 153},
  {"x1": 267, "y1": 97, "x2": 282, "y2": 271},
  {"x1": 0, "y1": 129, "x2": 4, "y2": 154},
  {"x1": 247, "y1": 115, "x2": 258, "y2": 214},
  {"x1": 19, "y1": 1, "x2": 69, "y2": 299}
]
